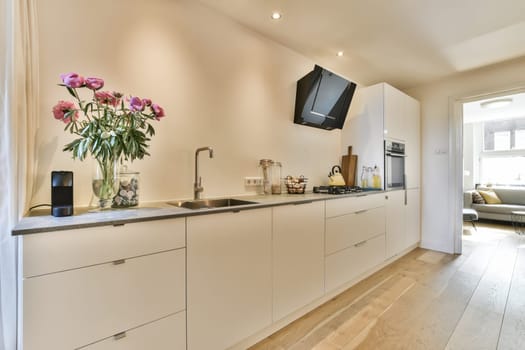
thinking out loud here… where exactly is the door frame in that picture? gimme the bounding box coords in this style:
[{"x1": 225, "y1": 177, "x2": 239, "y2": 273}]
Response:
[{"x1": 450, "y1": 85, "x2": 525, "y2": 254}]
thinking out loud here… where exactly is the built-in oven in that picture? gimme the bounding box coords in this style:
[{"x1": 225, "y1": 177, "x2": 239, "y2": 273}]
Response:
[{"x1": 384, "y1": 140, "x2": 406, "y2": 191}]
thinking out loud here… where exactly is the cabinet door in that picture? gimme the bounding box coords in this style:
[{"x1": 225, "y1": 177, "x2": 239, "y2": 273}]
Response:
[
  {"x1": 187, "y1": 209, "x2": 272, "y2": 350},
  {"x1": 326, "y1": 206, "x2": 385, "y2": 255},
  {"x1": 325, "y1": 234, "x2": 386, "y2": 292},
  {"x1": 406, "y1": 188, "x2": 421, "y2": 247},
  {"x1": 23, "y1": 249, "x2": 185, "y2": 350},
  {"x1": 341, "y1": 84, "x2": 385, "y2": 176},
  {"x1": 83, "y1": 312, "x2": 186, "y2": 350},
  {"x1": 385, "y1": 191, "x2": 406, "y2": 258},
  {"x1": 404, "y1": 96, "x2": 420, "y2": 189},
  {"x1": 383, "y1": 84, "x2": 406, "y2": 141},
  {"x1": 272, "y1": 201, "x2": 325, "y2": 321}
]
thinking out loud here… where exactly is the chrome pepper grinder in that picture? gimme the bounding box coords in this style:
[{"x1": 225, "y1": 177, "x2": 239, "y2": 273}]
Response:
[{"x1": 259, "y1": 159, "x2": 273, "y2": 195}]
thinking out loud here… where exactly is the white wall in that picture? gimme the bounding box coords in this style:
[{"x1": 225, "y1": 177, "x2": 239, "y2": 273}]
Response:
[
  {"x1": 407, "y1": 56, "x2": 525, "y2": 253},
  {"x1": 33, "y1": 0, "x2": 345, "y2": 206}
]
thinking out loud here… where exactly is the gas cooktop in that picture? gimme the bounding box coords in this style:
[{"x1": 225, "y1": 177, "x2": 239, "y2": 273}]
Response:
[{"x1": 312, "y1": 185, "x2": 363, "y2": 195}]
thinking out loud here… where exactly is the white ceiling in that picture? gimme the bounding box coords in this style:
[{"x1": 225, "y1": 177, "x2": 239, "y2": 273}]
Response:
[
  {"x1": 196, "y1": 0, "x2": 525, "y2": 89},
  {"x1": 464, "y1": 91, "x2": 525, "y2": 124}
]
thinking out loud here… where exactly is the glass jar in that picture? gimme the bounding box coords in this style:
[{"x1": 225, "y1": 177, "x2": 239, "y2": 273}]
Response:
[
  {"x1": 259, "y1": 159, "x2": 273, "y2": 195},
  {"x1": 112, "y1": 164, "x2": 140, "y2": 208},
  {"x1": 271, "y1": 161, "x2": 282, "y2": 194}
]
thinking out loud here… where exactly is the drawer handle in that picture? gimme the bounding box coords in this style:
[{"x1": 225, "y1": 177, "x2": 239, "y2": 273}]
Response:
[
  {"x1": 356, "y1": 194, "x2": 367, "y2": 197},
  {"x1": 355, "y1": 209, "x2": 368, "y2": 214},
  {"x1": 113, "y1": 331, "x2": 127, "y2": 340},
  {"x1": 112, "y1": 259, "x2": 126, "y2": 265},
  {"x1": 354, "y1": 240, "x2": 367, "y2": 247}
]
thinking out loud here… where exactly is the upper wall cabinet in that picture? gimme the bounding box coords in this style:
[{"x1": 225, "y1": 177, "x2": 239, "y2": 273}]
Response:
[{"x1": 342, "y1": 82, "x2": 421, "y2": 189}]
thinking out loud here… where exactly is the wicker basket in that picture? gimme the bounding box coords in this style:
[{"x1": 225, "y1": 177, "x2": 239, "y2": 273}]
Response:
[{"x1": 284, "y1": 176, "x2": 308, "y2": 194}]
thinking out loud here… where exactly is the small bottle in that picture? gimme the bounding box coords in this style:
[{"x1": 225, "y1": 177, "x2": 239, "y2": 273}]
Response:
[
  {"x1": 367, "y1": 167, "x2": 374, "y2": 189},
  {"x1": 360, "y1": 166, "x2": 368, "y2": 188},
  {"x1": 372, "y1": 165, "x2": 381, "y2": 189}
]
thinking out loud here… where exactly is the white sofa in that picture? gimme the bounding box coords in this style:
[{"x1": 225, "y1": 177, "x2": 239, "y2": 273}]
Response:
[{"x1": 464, "y1": 186, "x2": 525, "y2": 222}]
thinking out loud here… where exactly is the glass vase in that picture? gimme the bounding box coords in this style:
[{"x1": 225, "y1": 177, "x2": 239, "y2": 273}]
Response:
[
  {"x1": 112, "y1": 163, "x2": 140, "y2": 208},
  {"x1": 92, "y1": 157, "x2": 119, "y2": 209}
]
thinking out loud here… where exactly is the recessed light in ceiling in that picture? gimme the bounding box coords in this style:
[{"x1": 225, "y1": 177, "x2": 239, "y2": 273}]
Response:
[
  {"x1": 336, "y1": 51, "x2": 344, "y2": 57},
  {"x1": 480, "y1": 98, "x2": 513, "y2": 109},
  {"x1": 271, "y1": 12, "x2": 282, "y2": 20}
]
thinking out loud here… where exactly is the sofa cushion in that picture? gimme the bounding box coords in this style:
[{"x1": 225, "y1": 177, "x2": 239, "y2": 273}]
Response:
[
  {"x1": 472, "y1": 191, "x2": 486, "y2": 204},
  {"x1": 472, "y1": 203, "x2": 525, "y2": 215},
  {"x1": 493, "y1": 188, "x2": 525, "y2": 205},
  {"x1": 478, "y1": 190, "x2": 502, "y2": 204}
]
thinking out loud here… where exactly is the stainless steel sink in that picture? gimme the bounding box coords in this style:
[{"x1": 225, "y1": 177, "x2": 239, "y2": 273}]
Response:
[{"x1": 167, "y1": 198, "x2": 258, "y2": 210}]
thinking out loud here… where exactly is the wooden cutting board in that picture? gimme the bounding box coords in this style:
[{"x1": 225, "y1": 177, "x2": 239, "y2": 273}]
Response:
[{"x1": 341, "y1": 146, "x2": 358, "y2": 186}]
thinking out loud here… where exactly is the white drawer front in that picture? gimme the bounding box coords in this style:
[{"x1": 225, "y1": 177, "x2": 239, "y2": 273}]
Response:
[
  {"x1": 23, "y1": 249, "x2": 185, "y2": 350},
  {"x1": 81, "y1": 312, "x2": 186, "y2": 350},
  {"x1": 325, "y1": 193, "x2": 385, "y2": 218},
  {"x1": 23, "y1": 218, "x2": 185, "y2": 277},
  {"x1": 325, "y1": 206, "x2": 385, "y2": 255},
  {"x1": 325, "y1": 234, "x2": 385, "y2": 292}
]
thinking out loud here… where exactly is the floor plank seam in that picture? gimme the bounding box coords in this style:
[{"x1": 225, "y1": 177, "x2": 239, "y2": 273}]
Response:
[
  {"x1": 495, "y1": 241, "x2": 520, "y2": 350},
  {"x1": 294, "y1": 273, "x2": 397, "y2": 347},
  {"x1": 444, "y1": 237, "x2": 504, "y2": 349}
]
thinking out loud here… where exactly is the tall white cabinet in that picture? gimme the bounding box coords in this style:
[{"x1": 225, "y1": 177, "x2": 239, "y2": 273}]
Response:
[{"x1": 342, "y1": 82, "x2": 421, "y2": 252}]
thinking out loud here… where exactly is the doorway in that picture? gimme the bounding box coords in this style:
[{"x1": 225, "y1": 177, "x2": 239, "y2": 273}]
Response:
[{"x1": 452, "y1": 88, "x2": 525, "y2": 253}]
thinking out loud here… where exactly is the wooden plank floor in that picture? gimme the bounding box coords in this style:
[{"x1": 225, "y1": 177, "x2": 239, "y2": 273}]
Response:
[{"x1": 250, "y1": 221, "x2": 525, "y2": 350}]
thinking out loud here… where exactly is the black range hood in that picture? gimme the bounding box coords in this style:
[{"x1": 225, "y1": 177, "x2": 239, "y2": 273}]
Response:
[{"x1": 294, "y1": 65, "x2": 357, "y2": 130}]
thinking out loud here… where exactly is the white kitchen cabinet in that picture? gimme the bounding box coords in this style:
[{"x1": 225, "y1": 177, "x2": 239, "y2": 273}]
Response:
[
  {"x1": 405, "y1": 188, "x2": 421, "y2": 247},
  {"x1": 341, "y1": 84, "x2": 385, "y2": 179},
  {"x1": 325, "y1": 234, "x2": 386, "y2": 291},
  {"x1": 81, "y1": 312, "x2": 186, "y2": 350},
  {"x1": 385, "y1": 190, "x2": 407, "y2": 258},
  {"x1": 272, "y1": 201, "x2": 325, "y2": 321},
  {"x1": 324, "y1": 194, "x2": 386, "y2": 292},
  {"x1": 187, "y1": 209, "x2": 272, "y2": 350},
  {"x1": 405, "y1": 96, "x2": 421, "y2": 189},
  {"x1": 383, "y1": 83, "x2": 406, "y2": 141},
  {"x1": 20, "y1": 218, "x2": 187, "y2": 350},
  {"x1": 23, "y1": 218, "x2": 186, "y2": 278},
  {"x1": 342, "y1": 82, "x2": 420, "y2": 190},
  {"x1": 325, "y1": 206, "x2": 385, "y2": 255}
]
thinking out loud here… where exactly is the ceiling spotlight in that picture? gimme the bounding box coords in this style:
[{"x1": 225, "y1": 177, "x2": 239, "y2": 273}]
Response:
[
  {"x1": 480, "y1": 98, "x2": 513, "y2": 109},
  {"x1": 271, "y1": 12, "x2": 282, "y2": 20},
  {"x1": 337, "y1": 51, "x2": 344, "y2": 57}
]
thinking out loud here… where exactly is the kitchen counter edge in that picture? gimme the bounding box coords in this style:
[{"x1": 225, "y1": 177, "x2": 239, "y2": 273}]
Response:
[{"x1": 12, "y1": 191, "x2": 385, "y2": 235}]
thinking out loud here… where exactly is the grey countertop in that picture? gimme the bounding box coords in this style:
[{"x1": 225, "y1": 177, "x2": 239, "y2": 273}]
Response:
[{"x1": 12, "y1": 190, "x2": 384, "y2": 235}]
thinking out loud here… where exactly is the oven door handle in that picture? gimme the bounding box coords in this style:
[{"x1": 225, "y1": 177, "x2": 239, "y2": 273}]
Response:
[{"x1": 386, "y1": 152, "x2": 407, "y2": 157}]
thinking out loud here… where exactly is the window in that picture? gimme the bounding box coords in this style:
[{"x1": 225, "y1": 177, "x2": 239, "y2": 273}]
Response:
[
  {"x1": 480, "y1": 156, "x2": 525, "y2": 185},
  {"x1": 516, "y1": 130, "x2": 525, "y2": 149},
  {"x1": 483, "y1": 117, "x2": 525, "y2": 151}
]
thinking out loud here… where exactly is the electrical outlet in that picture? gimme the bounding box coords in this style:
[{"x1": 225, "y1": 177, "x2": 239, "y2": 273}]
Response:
[{"x1": 244, "y1": 177, "x2": 263, "y2": 186}]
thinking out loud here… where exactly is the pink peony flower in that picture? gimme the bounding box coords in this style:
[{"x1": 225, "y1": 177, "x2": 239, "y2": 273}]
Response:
[
  {"x1": 60, "y1": 72, "x2": 85, "y2": 88},
  {"x1": 141, "y1": 98, "x2": 152, "y2": 107},
  {"x1": 85, "y1": 77, "x2": 104, "y2": 90},
  {"x1": 151, "y1": 103, "x2": 165, "y2": 120},
  {"x1": 95, "y1": 91, "x2": 120, "y2": 107},
  {"x1": 52, "y1": 100, "x2": 78, "y2": 123},
  {"x1": 129, "y1": 96, "x2": 145, "y2": 111}
]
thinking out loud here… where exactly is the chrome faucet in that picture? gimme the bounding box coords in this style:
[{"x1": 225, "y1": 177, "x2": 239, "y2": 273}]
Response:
[{"x1": 194, "y1": 146, "x2": 214, "y2": 200}]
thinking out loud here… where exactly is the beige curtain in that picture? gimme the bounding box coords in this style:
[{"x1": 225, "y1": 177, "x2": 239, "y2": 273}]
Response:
[{"x1": 0, "y1": 0, "x2": 38, "y2": 349}]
